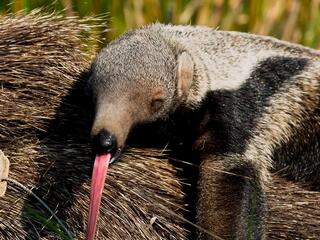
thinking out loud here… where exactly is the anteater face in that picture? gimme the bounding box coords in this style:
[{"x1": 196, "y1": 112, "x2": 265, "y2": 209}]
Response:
[{"x1": 88, "y1": 30, "x2": 177, "y2": 155}]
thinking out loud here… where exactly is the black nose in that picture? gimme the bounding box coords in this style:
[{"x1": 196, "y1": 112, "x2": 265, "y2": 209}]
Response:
[{"x1": 92, "y1": 130, "x2": 117, "y2": 154}]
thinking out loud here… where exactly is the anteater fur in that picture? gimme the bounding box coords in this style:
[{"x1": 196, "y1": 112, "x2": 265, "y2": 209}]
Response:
[
  {"x1": 0, "y1": 12, "x2": 319, "y2": 240},
  {"x1": 89, "y1": 24, "x2": 320, "y2": 239}
]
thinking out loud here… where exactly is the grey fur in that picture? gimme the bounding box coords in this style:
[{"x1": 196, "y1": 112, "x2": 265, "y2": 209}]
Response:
[{"x1": 88, "y1": 23, "x2": 320, "y2": 239}]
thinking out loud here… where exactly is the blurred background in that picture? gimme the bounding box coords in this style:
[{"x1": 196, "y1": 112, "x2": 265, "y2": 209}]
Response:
[{"x1": 1, "y1": 0, "x2": 320, "y2": 48}]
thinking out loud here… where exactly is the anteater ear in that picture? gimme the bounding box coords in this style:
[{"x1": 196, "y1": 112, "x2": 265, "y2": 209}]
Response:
[{"x1": 177, "y1": 52, "x2": 194, "y2": 98}]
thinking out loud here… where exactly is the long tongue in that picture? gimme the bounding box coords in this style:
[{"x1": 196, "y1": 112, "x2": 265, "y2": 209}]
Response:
[{"x1": 86, "y1": 153, "x2": 111, "y2": 240}]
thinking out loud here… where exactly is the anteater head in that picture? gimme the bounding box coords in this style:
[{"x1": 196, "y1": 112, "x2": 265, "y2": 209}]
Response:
[{"x1": 88, "y1": 27, "x2": 194, "y2": 156}]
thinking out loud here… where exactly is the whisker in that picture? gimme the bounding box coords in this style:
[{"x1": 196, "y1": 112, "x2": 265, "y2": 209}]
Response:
[
  {"x1": 207, "y1": 167, "x2": 252, "y2": 180},
  {"x1": 161, "y1": 143, "x2": 170, "y2": 154},
  {"x1": 168, "y1": 157, "x2": 199, "y2": 167}
]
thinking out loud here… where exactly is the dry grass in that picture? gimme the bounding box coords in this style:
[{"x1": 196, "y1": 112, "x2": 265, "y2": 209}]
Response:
[{"x1": 2, "y1": 0, "x2": 320, "y2": 48}]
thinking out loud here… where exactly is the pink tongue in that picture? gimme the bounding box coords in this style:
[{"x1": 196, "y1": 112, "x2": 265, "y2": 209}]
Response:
[{"x1": 86, "y1": 153, "x2": 111, "y2": 240}]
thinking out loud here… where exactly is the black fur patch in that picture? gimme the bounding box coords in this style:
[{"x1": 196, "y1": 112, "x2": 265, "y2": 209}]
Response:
[
  {"x1": 205, "y1": 56, "x2": 309, "y2": 153},
  {"x1": 130, "y1": 57, "x2": 309, "y2": 156},
  {"x1": 273, "y1": 109, "x2": 320, "y2": 189},
  {"x1": 127, "y1": 56, "x2": 310, "y2": 239}
]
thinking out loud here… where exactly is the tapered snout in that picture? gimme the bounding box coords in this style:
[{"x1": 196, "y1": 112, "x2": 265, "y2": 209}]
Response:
[{"x1": 92, "y1": 130, "x2": 117, "y2": 154}]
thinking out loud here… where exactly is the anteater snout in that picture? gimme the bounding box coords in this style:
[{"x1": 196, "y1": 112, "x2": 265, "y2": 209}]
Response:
[{"x1": 92, "y1": 129, "x2": 118, "y2": 154}]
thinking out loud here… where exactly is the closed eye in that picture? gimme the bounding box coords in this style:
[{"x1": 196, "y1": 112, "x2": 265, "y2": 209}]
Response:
[{"x1": 151, "y1": 98, "x2": 165, "y2": 112}]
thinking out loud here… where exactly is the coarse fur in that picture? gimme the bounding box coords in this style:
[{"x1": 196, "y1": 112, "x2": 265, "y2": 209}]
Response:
[
  {"x1": 1, "y1": 12, "x2": 320, "y2": 240},
  {"x1": 89, "y1": 23, "x2": 320, "y2": 239},
  {"x1": 0, "y1": 12, "x2": 187, "y2": 240}
]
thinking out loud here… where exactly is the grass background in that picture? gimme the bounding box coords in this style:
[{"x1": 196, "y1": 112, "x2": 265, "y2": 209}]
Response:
[{"x1": 1, "y1": 0, "x2": 320, "y2": 48}]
